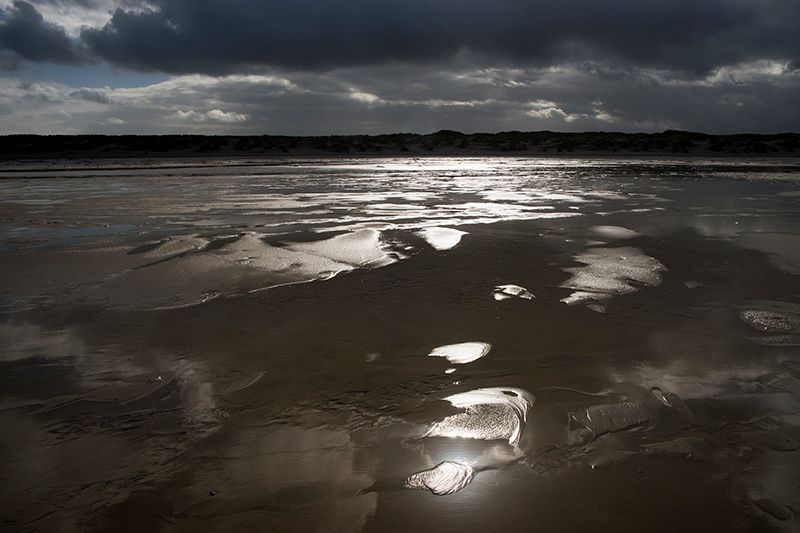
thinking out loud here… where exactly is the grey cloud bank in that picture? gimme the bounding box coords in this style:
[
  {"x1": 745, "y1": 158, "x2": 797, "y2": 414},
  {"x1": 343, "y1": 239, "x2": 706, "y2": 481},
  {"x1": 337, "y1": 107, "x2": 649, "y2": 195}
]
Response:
[{"x1": 2, "y1": 64, "x2": 798, "y2": 135}]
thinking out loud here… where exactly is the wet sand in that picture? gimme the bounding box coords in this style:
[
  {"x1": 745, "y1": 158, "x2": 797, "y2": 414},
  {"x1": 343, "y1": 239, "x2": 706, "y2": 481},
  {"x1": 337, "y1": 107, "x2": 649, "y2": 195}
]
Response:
[{"x1": 1, "y1": 157, "x2": 799, "y2": 532}]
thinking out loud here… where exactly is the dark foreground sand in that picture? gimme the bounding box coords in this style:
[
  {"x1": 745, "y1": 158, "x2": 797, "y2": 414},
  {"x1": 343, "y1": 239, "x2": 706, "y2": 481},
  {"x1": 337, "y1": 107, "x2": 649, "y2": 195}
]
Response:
[{"x1": 1, "y1": 157, "x2": 799, "y2": 532}]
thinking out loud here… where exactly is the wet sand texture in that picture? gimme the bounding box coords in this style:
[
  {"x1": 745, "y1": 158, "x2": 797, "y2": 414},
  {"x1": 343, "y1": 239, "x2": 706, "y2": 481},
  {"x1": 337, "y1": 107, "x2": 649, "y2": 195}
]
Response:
[{"x1": 1, "y1": 157, "x2": 799, "y2": 532}]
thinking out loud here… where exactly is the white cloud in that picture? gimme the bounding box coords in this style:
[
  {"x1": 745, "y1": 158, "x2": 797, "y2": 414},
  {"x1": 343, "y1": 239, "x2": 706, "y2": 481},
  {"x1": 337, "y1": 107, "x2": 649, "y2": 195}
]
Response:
[
  {"x1": 411, "y1": 98, "x2": 488, "y2": 108},
  {"x1": 526, "y1": 98, "x2": 617, "y2": 124},
  {"x1": 172, "y1": 109, "x2": 248, "y2": 123},
  {"x1": 205, "y1": 108, "x2": 248, "y2": 122},
  {"x1": 526, "y1": 99, "x2": 568, "y2": 119},
  {"x1": 348, "y1": 90, "x2": 382, "y2": 104}
]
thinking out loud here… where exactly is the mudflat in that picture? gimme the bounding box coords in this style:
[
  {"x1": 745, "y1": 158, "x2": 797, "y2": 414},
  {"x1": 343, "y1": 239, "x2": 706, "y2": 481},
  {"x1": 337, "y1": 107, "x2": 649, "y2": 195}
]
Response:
[{"x1": 1, "y1": 157, "x2": 799, "y2": 532}]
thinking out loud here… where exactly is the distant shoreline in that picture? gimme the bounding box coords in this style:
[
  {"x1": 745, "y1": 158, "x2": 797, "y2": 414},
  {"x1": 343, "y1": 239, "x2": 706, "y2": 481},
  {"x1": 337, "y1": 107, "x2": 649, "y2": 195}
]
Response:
[{"x1": 1, "y1": 130, "x2": 799, "y2": 160}]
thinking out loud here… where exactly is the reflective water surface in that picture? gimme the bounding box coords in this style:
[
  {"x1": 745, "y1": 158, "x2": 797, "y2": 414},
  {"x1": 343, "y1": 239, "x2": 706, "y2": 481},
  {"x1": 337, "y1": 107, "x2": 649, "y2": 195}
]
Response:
[{"x1": 1, "y1": 157, "x2": 800, "y2": 532}]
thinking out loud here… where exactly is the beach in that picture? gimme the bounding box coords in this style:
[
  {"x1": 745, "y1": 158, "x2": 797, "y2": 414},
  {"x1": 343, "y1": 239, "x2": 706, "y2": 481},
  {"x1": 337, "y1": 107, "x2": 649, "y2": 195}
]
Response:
[{"x1": 1, "y1": 157, "x2": 799, "y2": 532}]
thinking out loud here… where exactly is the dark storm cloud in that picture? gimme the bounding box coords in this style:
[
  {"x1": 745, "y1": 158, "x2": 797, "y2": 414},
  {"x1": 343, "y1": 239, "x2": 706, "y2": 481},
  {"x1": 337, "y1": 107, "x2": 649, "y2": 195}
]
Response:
[
  {"x1": 0, "y1": 0, "x2": 84, "y2": 63},
  {"x1": 80, "y1": 0, "x2": 800, "y2": 75}
]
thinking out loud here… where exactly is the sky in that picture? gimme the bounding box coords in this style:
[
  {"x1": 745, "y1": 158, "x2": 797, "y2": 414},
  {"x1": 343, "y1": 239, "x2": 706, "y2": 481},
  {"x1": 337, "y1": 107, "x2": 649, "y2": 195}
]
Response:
[{"x1": 0, "y1": 0, "x2": 798, "y2": 135}]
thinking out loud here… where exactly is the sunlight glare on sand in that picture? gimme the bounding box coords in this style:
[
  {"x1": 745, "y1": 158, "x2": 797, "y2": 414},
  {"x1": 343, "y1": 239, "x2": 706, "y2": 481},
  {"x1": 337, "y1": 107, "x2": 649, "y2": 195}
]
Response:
[
  {"x1": 428, "y1": 342, "x2": 492, "y2": 364},
  {"x1": 426, "y1": 387, "x2": 535, "y2": 446}
]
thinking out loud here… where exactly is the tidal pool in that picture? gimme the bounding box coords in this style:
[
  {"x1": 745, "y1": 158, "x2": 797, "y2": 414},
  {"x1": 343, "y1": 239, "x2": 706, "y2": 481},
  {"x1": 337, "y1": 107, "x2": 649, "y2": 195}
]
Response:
[{"x1": 1, "y1": 157, "x2": 799, "y2": 532}]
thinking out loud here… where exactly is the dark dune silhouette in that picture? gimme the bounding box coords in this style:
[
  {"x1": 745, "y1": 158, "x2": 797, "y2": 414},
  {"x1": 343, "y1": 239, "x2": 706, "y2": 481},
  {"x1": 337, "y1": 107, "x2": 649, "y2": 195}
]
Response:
[{"x1": 1, "y1": 130, "x2": 798, "y2": 159}]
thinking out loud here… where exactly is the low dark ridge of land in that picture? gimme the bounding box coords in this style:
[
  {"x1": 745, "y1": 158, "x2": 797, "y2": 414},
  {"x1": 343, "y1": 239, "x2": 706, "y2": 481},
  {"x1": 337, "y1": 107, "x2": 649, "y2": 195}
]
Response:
[{"x1": 1, "y1": 130, "x2": 799, "y2": 159}]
